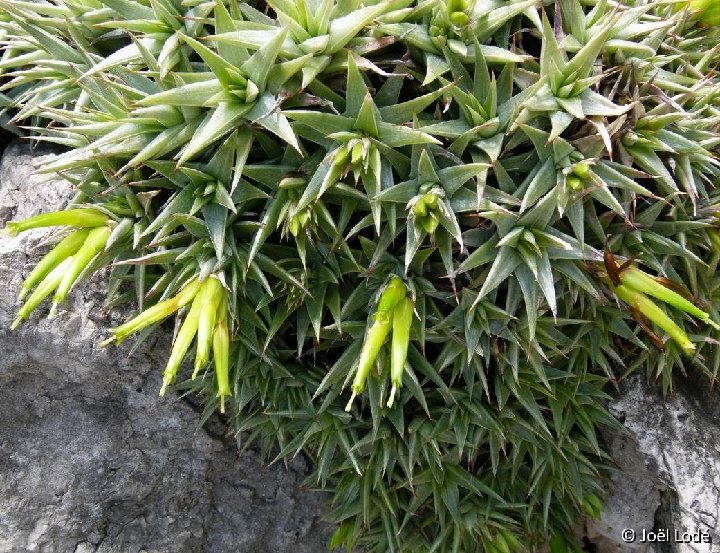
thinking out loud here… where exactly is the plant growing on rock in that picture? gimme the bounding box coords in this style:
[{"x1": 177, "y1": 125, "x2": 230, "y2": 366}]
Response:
[{"x1": 1, "y1": 0, "x2": 719, "y2": 550}]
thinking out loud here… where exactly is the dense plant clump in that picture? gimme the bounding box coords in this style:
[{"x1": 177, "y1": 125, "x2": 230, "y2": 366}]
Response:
[{"x1": 1, "y1": 0, "x2": 719, "y2": 550}]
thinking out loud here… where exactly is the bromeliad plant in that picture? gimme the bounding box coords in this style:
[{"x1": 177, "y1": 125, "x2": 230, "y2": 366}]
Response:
[{"x1": 2, "y1": 0, "x2": 720, "y2": 551}]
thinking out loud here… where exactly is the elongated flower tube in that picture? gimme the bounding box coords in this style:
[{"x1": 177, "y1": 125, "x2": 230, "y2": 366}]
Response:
[
  {"x1": 376, "y1": 277, "x2": 407, "y2": 313},
  {"x1": 613, "y1": 283, "x2": 696, "y2": 355},
  {"x1": 50, "y1": 225, "x2": 111, "y2": 318},
  {"x1": 346, "y1": 310, "x2": 393, "y2": 411},
  {"x1": 3, "y1": 209, "x2": 109, "y2": 236},
  {"x1": 213, "y1": 296, "x2": 231, "y2": 414},
  {"x1": 193, "y1": 277, "x2": 225, "y2": 377},
  {"x1": 11, "y1": 257, "x2": 75, "y2": 330},
  {"x1": 387, "y1": 296, "x2": 413, "y2": 408},
  {"x1": 19, "y1": 229, "x2": 90, "y2": 300},
  {"x1": 620, "y1": 266, "x2": 720, "y2": 330},
  {"x1": 346, "y1": 277, "x2": 407, "y2": 411},
  {"x1": 102, "y1": 278, "x2": 201, "y2": 346},
  {"x1": 160, "y1": 291, "x2": 204, "y2": 396}
]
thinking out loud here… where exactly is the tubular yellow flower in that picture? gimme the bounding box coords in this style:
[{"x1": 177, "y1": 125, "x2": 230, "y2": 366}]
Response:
[
  {"x1": 19, "y1": 229, "x2": 90, "y2": 300},
  {"x1": 3, "y1": 209, "x2": 109, "y2": 236},
  {"x1": 492, "y1": 531, "x2": 510, "y2": 553},
  {"x1": 620, "y1": 266, "x2": 720, "y2": 330},
  {"x1": 346, "y1": 310, "x2": 393, "y2": 411},
  {"x1": 160, "y1": 291, "x2": 204, "y2": 396},
  {"x1": 50, "y1": 225, "x2": 111, "y2": 317},
  {"x1": 11, "y1": 257, "x2": 74, "y2": 330},
  {"x1": 448, "y1": 0, "x2": 467, "y2": 11},
  {"x1": 289, "y1": 216, "x2": 301, "y2": 237},
  {"x1": 376, "y1": 276, "x2": 407, "y2": 313},
  {"x1": 689, "y1": 0, "x2": 720, "y2": 25},
  {"x1": 497, "y1": 529, "x2": 521, "y2": 551},
  {"x1": 103, "y1": 277, "x2": 201, "y2": 346},
  {"x1": 613, "y1": 283, "x2": 696, "y2": 355},
  {"x1": 351, "y1": 142, "x2": 364, "y2": 165},
  {"x1": 193, "y1": 277, "x2": 225, "y2": 377},
  {"x1": 346, "y1": 277, "x2": 408, "y2": 411},
  {"x1": 450, "y1": 11, "x2": 469, "y2": 26},
  {"x1": 213, "y1": 297, "x2": 231, "y2": 414},
  {"x1": 709, "y1": 229, "x2": 720, "y2": 253},
  {"x1": 387, "y1": 296, "x2": 413, "y2": 408}
]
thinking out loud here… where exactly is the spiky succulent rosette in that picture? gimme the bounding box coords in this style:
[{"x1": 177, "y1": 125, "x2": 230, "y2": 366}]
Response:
[{"x1": 2, "y1": 0, "x2": 720, "y2": 550}]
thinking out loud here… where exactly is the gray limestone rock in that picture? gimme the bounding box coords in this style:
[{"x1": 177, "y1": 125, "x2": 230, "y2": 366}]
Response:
[
  {"x1": 0, "y1": 140, "x2": 332, "y2": 553},
  {"x1": 584, "y1": 374, "x2": 720, "y2": 553}
]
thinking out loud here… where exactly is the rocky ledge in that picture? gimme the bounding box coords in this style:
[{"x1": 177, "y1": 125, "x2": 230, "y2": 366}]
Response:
[
  {"x1": 0, "y1": 140, "x2": 718, "y2": 553},
  {"x1": 0, "y1": 141, "x2": 332, "y2": 553},
  {"x1": 585, "y1": 374, "x2": 720, "y2": 553}
]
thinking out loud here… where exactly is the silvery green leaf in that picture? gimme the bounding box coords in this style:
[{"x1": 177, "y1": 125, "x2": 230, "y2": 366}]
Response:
[
  {"x1": 326, "y1": 0, "x2": 395, "y2": 54},
  {"x1": 520, "y1": 159, "x2": 557, "y2": 213},
  {"x1": 472, "y1": 246, "x2": 522, "y2": 308},
  {"x1": 240, "y1": 27, "x2": 289, "y2": 91},
  {"x1": 177, "y1": 102, "x2": 252, "y2": 165},
  {"x1": 248, "y1": 94, "x2": 301, "y2": 152},
  {"x1": 438, "y1": 163, "x2": 490, "y2": 197},
  {"x1": 422, "y1": 53, "x2": 449, "y2": 86},
  {"x1": 202, "y1": 203, "x2": 228, "y2": 261},
  {"x1": 137, "y1": 79, "x2": 225, "y2": 107},
  {"x1": 579, "y1": 89, "x2": 632, "y2": 117},
  {"x1": 437, "y1": 197, "x2": 463, "y2": 251},
  {"x1": 473, "y1": 0, "x2": 539, "y2": 40},
  {"x1": 81, "y1": 37, "x2": 163, "y2": 80},
  {"x1": 212, "y1": 28, "x2": 303, "y2": 58}
]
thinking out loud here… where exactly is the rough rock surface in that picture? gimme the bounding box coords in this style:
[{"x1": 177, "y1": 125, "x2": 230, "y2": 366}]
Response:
[
  {"x1": 0, "y1": 141, "x2": 332, "y2": 553},
  {"x1": 585, "y1": 374, "x2": 720, "y2": 553}
]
